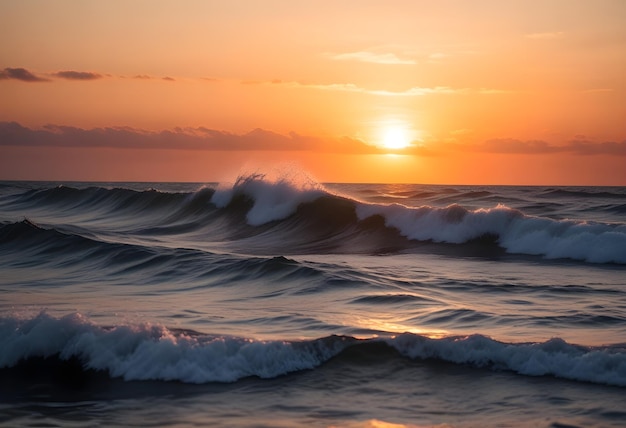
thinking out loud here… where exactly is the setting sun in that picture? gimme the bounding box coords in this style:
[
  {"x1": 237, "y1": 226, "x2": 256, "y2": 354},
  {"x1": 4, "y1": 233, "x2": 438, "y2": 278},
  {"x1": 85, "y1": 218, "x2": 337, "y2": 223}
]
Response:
[{"x1": 382, "y1": 127, "x2": 411, "y2": 150}]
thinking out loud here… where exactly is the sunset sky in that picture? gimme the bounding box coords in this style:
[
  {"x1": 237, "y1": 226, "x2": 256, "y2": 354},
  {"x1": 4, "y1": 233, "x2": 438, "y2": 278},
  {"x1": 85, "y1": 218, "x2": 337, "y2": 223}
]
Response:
[{"x1": 1, "y1": 0, "x2": 625, "y2": 184}]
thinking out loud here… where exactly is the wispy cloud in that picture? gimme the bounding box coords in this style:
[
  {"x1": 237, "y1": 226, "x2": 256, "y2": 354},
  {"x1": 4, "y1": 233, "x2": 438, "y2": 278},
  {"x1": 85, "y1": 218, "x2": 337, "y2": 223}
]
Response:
[
  {"x1": 525, "y1": 31, "x2": 564, "y2": 40},
  {"x1": 52, "y1": 70, "x2": 103, "y2": 80},
  {"x1": 272, "y1": 81, "x2": 507, "y2": 97},
  {"x1": 428, "y1": 53, "x2": 448, "y2": 60},
  {"x1": 426, "y1": 52, "x2": 450, "y2": 63},
  {"x1": 0, "y1": 67, "x2": 50, "y2": 82},
  {"x1": 131, "y1": 74, "x2": 176, "y2": 81},
  {"x1": 328, "y1": 51, "x2": 416, "y2": 65}
]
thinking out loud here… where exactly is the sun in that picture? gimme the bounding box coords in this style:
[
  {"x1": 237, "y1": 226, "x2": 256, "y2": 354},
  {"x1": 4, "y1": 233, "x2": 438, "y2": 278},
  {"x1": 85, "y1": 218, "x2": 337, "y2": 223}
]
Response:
[{"x1": 381, "y1": 127, "x2": 411, "y2": 150}]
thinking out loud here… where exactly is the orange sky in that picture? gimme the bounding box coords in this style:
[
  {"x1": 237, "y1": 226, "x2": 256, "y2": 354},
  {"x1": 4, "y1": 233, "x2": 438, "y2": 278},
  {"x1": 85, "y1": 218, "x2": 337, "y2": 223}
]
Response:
[{"x1": 1, "y1": 0, "x2": 625, "y2": 184}]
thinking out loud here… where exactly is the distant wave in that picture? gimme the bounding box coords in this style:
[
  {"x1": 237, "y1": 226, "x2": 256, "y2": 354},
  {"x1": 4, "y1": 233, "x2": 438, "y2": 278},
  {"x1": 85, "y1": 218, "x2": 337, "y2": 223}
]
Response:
[
  {"x1": 539, "y1": 188, "x2": 626, "y2": 199},
  {"x1": 7, "y1": 185, "x2": 216, "y2": 222},
  {"x1": 1, "y1": 173, "x2": 625, "y2": 263},
  {"x1": 0, "y1": 219, "x2": 328, "y2": 284},
  {"x1": 2, "y1": 313, "x2": 625, "y2": 387}
]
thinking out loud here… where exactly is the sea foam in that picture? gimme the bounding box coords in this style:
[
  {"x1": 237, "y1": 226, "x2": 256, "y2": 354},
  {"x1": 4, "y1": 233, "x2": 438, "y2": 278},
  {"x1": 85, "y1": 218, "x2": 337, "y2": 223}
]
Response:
[
  {"x1": 211, "y1": 169, "x2": 326, "y2": 226},
  {"x1": 2, "y1": 313, "x2": 625, "y2": 387},
  {"x1": 356, "y1": 203, "x2": 626, "y2": 264},
  {"x1": 0, "y1": 313, "x2": 343, "y2": 383}
]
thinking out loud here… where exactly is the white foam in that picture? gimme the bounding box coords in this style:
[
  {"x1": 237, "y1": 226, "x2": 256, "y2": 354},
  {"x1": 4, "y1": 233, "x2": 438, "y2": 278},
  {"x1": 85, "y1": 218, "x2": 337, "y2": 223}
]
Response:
[
  {"x1": 356, "y1": 202, "x2": 626, "y2": 263},
  {"x1": 0, "y1": 313, "x2": 342, "y2": 383},
  {"x1": 389, "y1": 334, "x2": 626, "y2": 387},
  {"x1": 210, "y1": 168, "x2": 327, "y2": 226},
  {"x1": 2, "y1": 313, "x2": 625, "y2": 386}
]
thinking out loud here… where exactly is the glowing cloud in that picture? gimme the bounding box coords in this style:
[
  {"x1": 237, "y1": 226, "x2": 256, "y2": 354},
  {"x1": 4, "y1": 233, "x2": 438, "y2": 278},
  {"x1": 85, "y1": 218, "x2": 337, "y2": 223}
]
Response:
[
  {"x1": 274, "y1": 81, "x2": 504, "y2": 97},
  {"x1": 525, "y1": 31, "x2": 564, "y2": 39},
  {"x1": 329, "y1": 51, "x2": 416, "y2": 65}
]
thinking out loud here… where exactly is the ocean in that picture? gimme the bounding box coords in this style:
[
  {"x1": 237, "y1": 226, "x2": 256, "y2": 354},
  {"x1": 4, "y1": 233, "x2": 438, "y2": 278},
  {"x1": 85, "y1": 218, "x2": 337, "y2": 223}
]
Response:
[{"x1": 0, "y1": 171, "x2": 625, "y2": 427}]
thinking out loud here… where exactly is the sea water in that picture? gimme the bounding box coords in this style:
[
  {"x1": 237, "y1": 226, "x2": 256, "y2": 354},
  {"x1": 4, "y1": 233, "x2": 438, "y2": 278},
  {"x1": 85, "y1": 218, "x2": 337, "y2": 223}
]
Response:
[{"x1": 1, "y1": 172, "x2": 625, "y2": 427}]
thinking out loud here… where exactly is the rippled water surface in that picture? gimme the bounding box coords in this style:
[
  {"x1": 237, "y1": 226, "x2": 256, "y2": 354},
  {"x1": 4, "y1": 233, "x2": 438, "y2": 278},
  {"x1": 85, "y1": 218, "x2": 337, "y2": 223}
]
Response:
[{"x1": 1, "y1": 176, "x2": 625, "y2": 427}]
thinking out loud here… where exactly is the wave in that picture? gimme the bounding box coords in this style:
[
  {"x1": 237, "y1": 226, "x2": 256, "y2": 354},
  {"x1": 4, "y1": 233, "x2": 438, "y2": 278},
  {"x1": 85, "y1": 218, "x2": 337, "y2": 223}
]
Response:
[
  {"x1": 356, "y1": 203, "x2": 626, "y2": 264},
  {"x1": 539, "y1": 188, "x2": 626, "y2": 199},
  {"x1": 206, "y1": 173, "x2": 626, "y2": 263},
  {"x1": 2, "y1": 313, "x2": 625, "y2": 387},
  {"x1": 0, "y1": 219, "x2": 161, "y2": 270},
  {"x1": 210, "y1": 170, "x2": 326, "y2": 226},
  {"x1": 0, "y1": 219, "x2": 331, "y2": 287},
  {"x1": 2, "y1": 173, "x2": 626, "y2": 263},
  {"x1": 600, "y1": 203, "x2": 626, "y2": 215},
  {"x1": 6, "y1": 185, "x2": 215, "y2": 224}
]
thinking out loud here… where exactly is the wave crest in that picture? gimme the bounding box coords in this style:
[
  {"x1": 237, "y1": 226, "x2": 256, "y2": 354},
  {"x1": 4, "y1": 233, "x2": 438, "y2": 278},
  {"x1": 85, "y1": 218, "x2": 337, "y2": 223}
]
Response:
[
  {"x1": 357, "y1": 202, "x2": 626, "y2": 263},
  {"x1": 211, "y1": 169, "x2": 327, "y2": 226},
  {"x1": 2, "y1": 314, "x2": 625, "y2": 387},
  {"x1": 2, "y1": 176, "x2": 625, "y2": 263}
]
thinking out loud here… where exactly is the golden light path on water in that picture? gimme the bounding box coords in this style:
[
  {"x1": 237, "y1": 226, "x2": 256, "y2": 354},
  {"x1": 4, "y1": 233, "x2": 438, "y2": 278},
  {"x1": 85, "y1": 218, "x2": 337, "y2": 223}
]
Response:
[
  {"x1": 330, "y1": 418, "x2": 452, "y2": 427},
  {"x1": 347, "y1": 314, "x2": 450, "y2": 340}
]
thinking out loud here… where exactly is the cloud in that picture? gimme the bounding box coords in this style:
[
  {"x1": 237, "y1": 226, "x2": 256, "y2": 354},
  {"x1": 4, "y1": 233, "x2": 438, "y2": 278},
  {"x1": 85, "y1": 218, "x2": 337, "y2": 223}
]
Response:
[
  {"x1": 568, "y1": 139, "x2": 626, "y2": 156},
  {"x1": 428, "y1": 53, "x2": 448, "y2": 60},
  {"x1": 525, "y1": 31, "x2": 564, "y2": 39},
  {"x1": 383, "y1": 137, "x2": 626, "y2": 157},
  {"x1": 0, "y1": 122, "x2": 384, "y2": 155},
  {"x1": 5, "y1": 122, "x2": 622, "y2": 157},
  {"x1": 476, "y1": 138, "x2": 559, "y2": 154},
  {"x1": 463, "y1": 138, "x2": 626, "y2": 156},
  {"x1": 131, "y1": 74, "x2": 176, "y2": 81},
  {"x1": 0, "y1": 67, "x2": 50, "y2": 82},
  {"x1": 272, "y1": 80, "x2": 505, "y2": 96},
  {"x1": 426, "y1": 52, "x2": 449, "y2": 63},
  {"x1": 329, "y1": 51, "x2": 416, "y2": 65},
  {"x1": 52, "y1": 70, "x2": 103, "y2": 80},
  {"x1": 2, "y1": 67, "x2": 181, "y2": 82}
]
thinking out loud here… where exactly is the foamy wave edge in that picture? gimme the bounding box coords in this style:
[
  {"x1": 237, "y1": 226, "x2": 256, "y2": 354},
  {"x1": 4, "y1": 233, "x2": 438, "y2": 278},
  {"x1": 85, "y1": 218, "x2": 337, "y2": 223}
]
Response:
[
  {"x1": 209, "y1": 172, "x2": 626, "y2": 263},
  {"x1": 2, "y1": 313, "x2": 625, "y2": 387},
  {"x1": 358, "y1": 203, "x2": 626, "y2": 264}
]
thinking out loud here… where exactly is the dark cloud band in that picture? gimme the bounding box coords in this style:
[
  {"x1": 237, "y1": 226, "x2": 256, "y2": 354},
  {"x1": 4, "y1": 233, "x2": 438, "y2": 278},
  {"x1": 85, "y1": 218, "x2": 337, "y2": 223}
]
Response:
[
  {"x1": 0, "y1": 122, "x2": 382, "y2": 154},
  {"x1": 1, "y1": 122, "x2": 623, "y2": 156},
  {"x1": 0, "y1": 67, "x2": 49, "y2": 82},
  {"x1": 52, "y1": 71, "x2": 102, "y2": 80}
]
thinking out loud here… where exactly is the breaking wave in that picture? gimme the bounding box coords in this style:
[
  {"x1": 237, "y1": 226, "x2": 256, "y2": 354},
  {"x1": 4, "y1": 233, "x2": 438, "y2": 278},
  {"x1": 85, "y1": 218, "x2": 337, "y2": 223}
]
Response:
[
  {"x1": 2, "y1": 313, "x2": 625, "y2": 387},
  {"x1": 1, "y1": 172, "x2": 625, "y2": 263}
]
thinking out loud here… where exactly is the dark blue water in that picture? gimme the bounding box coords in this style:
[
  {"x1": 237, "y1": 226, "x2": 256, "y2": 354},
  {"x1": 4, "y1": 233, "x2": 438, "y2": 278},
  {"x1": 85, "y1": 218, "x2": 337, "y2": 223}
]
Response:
[{"x1": 1, "y1": 172, "x2": 625, "y2": 427}]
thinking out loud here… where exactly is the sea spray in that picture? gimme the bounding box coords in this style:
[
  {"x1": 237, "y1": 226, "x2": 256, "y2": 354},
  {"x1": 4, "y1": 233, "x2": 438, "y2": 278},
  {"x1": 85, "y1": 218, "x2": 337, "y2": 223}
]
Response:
[{"x1": 211, "y1": 168, "x2": 327, "y2": 226}]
